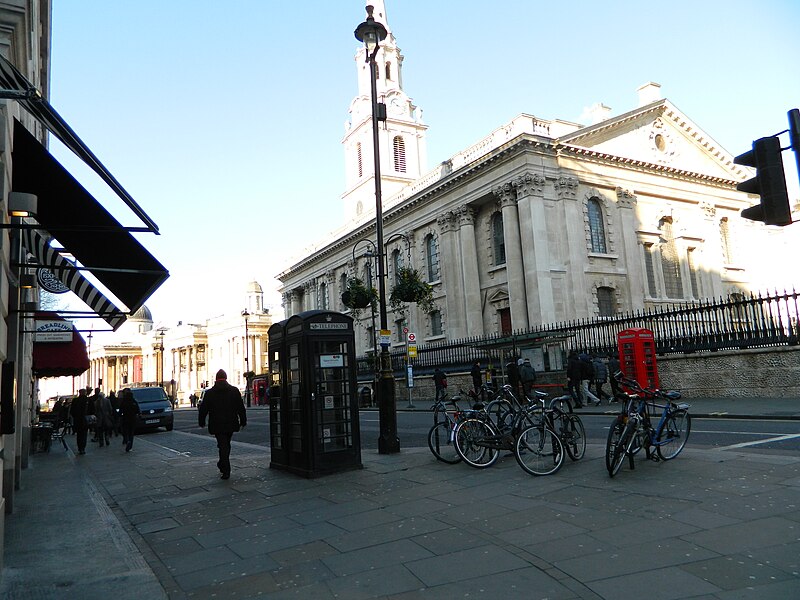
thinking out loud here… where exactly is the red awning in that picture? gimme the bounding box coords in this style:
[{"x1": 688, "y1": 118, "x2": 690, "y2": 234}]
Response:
[{"x1": 32, "y1": 312, "x2": 89, "y2": 378}]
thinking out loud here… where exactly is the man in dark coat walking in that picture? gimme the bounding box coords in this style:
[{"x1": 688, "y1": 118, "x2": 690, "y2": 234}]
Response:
[{"x1": 198, "y1": 369, "x2": 247, "y2": 480}]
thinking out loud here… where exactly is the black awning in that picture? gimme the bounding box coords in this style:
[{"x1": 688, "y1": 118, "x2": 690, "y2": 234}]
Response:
[
  {"x1": 22, "y1": 228, "x2": 127, "y2": 330},
  {"x1": 12, "y1": 122, "x2": 168, "y2": 314},
  {"x1": 0, "y1": 54, "x2": 158, "y2": 233}
]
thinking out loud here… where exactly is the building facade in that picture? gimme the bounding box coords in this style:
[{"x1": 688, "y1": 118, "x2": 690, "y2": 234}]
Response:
[
  {"x1": 81, "y1": 281, "x2": 273, "y2": 405},
  {"x1": 277, "y1": 5, "x2": 798, "y2": 361}
]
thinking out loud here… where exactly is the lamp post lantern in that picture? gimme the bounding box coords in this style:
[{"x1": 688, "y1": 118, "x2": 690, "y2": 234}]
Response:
[
  {"x1": 241, "y1": 308, "x2": 251, "y2": 407},
  {"x1": 355, "y1": 5, "x2": 399, "y2": 453}
]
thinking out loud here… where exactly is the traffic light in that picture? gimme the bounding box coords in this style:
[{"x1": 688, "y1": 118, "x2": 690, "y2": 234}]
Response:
[{"x1": 735, "y1": 136, "x2": 791, "y2": 226}]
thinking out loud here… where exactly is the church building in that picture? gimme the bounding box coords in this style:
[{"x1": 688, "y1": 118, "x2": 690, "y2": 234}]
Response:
[{"x1": 277, "y1": 1, "x2": 796, "y2": 357}]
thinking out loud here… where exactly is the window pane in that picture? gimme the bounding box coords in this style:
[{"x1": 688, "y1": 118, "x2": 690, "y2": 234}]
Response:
[
  {"x1": 492, "y1": 213, "x2": 506, "y2": 265},
  {"x1": 597, "y1": 287, "x2": 614, "y2": 317},
  {"x1": 588, "y1": 199, "x2": 607, "y2": 253},
  {"x1": 660, "y1": 219, "x2": 683, "y2": 299},
  {"x1": 431, "y1": 311, "x2": 442, "y2": 336},
  {"x1": 426, "y1": 234, "x2": 439, "y2": 282},
  {"x1": 643, "y1": 243, "x2": 657, "y2": 297}
]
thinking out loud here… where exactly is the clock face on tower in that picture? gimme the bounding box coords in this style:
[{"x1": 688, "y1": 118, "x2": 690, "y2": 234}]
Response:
[{"x1": 389, "y1": 96, "x2": 404, "y2": 115}]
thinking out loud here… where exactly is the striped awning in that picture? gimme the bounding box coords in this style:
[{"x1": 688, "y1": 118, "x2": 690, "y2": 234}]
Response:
[{"x1": 21, "y1": 228, "x2": 127, "y2": 331}]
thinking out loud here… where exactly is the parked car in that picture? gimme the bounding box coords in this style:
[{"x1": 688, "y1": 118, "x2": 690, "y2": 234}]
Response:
[{"x1": 131, "y1": 387, "x2": 174, "y2": 432}]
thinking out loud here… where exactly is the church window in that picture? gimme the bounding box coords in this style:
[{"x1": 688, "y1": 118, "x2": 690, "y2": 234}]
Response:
[
  {"x1": 492, "y1": 212, "x2": 506, "y2": 266},
  {"x1": 720, "y1": 217, "x2": 734, "y2": 264},
  {"x1": 357, "y1": 142, "x2": 363, "y2": 178},
  {"x1": 392, "y1": 248, "x2": 403, "y2": 284},
  {"x1": 430, "y1": 310, "x2": 443, "y2": 336},
  {"x1": 385, "y1": 62, "x2": 392, "y2": 80},
  {"x1": 687, "y1": 248, "x2": 700, "y2": 298},
  {"x1": 587, "y1": 198, "x2": 607, "y2": 253},
  {"x1": 393, "y1": 136, "x2": 406, "y2": 173},
  {"x1": 395, "y1": 319, "x2": 405, "y2": 342},
  {"x1": 339, "y1": 273, "x2": 348, "y2": 310},
  {"x1": 643, "y1": 243, "x2": 658, "y2": 298},
  {"x1": 425, "y1": 233, "x2": 439, "y2": 282},
  {"x1": 659, "y1": 218, "x2": 683, "y2": 299},
  {"x1": 318, "y1": 282, "x2": 329, "y2": 310},
  {"x1": 597, "y1": 287, "x2": 615, "y2": 317}
]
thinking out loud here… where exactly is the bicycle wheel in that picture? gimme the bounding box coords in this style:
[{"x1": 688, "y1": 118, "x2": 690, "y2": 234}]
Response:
[
  {"x1": 558, "y1": 413, "x2": 586, "y2": 461},
  {"x1": 656, "y1": 410, "x2": 691, "y2": 460},
  {"x1": 427, "y1": 421, "x2": 461, "y2": 464},
  {"x1": 515, "y1": 424, "x2": 565, "y2": 476},
  {"x1": 607, "y1": 421, "x2": 631, "y2": 477},
  {"x1": 454, "y1": 418, "x2": 499, "y2": 468}
]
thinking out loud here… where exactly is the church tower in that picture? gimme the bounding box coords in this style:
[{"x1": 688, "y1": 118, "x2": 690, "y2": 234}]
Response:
[{"x1": 342, "y1": 1, "x2": 428, "y2": 223}]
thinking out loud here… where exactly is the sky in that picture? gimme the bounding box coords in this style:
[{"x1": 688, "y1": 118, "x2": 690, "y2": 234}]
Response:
[{"x1": 47, "y1": 0, "x2": 800, "y2": 333}]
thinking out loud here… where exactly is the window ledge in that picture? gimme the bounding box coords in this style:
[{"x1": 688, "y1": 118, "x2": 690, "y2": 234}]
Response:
[
  {"x1": 488, "y1": 264, "x2": 506, "y2": 274},
  {"x1": 426, "y1": 334, "x2": 446, "y2": 342},
  {"x1": 588, "y1": 252, "x2": 618, "y2": 260}
]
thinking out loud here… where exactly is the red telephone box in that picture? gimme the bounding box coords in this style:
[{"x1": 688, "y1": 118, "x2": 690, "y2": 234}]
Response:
[{"x1": 617, "y1": 328, "x2": 659, "y2": 390}]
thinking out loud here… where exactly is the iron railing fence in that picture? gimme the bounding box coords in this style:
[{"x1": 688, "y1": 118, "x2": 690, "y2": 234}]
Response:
[{"x1": 356, "y1": 289, "x2": 800, "y2": 377}]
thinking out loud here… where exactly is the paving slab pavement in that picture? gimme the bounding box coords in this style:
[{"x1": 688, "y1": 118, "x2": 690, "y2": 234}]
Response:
[{"x1": 2, "y1": 399, "x2": 800, "y2": 599}]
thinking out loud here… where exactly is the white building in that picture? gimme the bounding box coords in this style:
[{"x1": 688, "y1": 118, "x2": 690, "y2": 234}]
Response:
[
  {"x1": 277, "y1": 2, "x2": 799, "y2": 359},
  {"x1": 78, "y1": 281, "x2": 273, "y2": 405}
]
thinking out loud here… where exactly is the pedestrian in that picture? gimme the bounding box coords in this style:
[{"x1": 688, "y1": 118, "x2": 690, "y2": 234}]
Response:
[
  {"x1": 592, "y1": 355, "x2": 612, "y2": 404},
  {"x1": 190, "y1": 393, "x2": 197, "y2": 408},
  {"x1": 108, "y1": 391, "x2": 121, "y2": 436},
  {"x1": 566, "y1": 350, "x2": 583, "y2": 408},
  {"x1": 579, "y1": 352, "x2": 601, "y2": 406},
  {"x1": 518, "y1": 357, "x2": 537, "y2": 398},
  {"x1": 198, "y1": 369, "x2": 247, "y2": 480},
  {"x1": 94, "y1": 388, "x2": 115, "y2": 447},
  {"x1": 86, "y1": 388, "x2": 97, "y2": 441},
  {"x1": 608, "y1": 352, "x2": 622, "y2": 402},
  {"x1": 470, "y1": 361, "x2": 482, "y2": 396},
  {"x1": 119, "y1": 388, "x2": 140, "y2": 452},
  {"x1": 433, "y1": 368, "x2": 448, "y2": 402},
  {"x1": 505, "y1": 357, "x2": 520, "y2": 397},
  {"x1": 70, "y1": 388, "x2": 90, "y2": 455}
]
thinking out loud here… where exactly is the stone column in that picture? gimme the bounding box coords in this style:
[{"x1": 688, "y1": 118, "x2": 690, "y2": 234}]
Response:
[
  {"x1": 516, "y1": 172, "x2": 555, "y2": 324},
  {"x1": 616, "y1": 187, "x2": 646, "y2": 310},
  {"x1": 437, "y1": 212, "x2": 465, "y2": 336},
  {"x1": 456, "y1": 205, "x2": 484, "y2": 336},
  {"x1": 560, "y1": 179, "x2": 591, "y2": 316},
  {"x1": 699, "y1": 201, "x2": 725, "y2": 298},
  {"x1": 493, "y1": 182, "x2": 528, "y2": 330}
]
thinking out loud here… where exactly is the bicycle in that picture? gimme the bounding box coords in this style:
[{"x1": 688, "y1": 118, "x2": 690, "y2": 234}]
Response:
[
  {"x1": 454, "y1": 388, "x2": 564, "y2": 473},
  {"x1": 606, "y1": 374, "x2": 691, "y2": 477},
  {"x1": 513, "y1": 391, "x2": 581, "y2": 476},
  {"x1": 427, "y1": 391, "x2": 476, "y2": 464}
]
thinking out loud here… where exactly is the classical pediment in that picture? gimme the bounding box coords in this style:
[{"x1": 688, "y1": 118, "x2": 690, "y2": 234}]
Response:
[{"x1": 559, "y1": 100, "x2": 746, "y2": 181}]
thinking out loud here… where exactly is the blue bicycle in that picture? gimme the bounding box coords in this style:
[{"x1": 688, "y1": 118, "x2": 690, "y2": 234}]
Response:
[{"x1": 606, "y1": 374, "x2": 691, "y2": 477}]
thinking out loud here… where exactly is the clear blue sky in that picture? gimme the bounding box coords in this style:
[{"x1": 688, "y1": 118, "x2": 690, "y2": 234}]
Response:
[{"x1": 48, "y1": 0, "x2": 800, "y2": 328}]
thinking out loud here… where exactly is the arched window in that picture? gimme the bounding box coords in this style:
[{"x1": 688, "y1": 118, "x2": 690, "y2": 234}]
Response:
[
  {"x1": 587, "y1": 198, "x2": 607, "y2": 253},
  {"x1": 492, "y1": 212, "x2": 506, "y2": 266},
  {"x1": 385, "y1": 62, "x2": 392, "y2": 80},
  {"x1": 425, "y1": 234, "x2": 439, "y2": 282},
  {"x1": 339, "y1": 273, "x2": 348, "y2": 310},
  {"x1": 318, "y1": 282, "x2": 329, "y2": 310},
  {"x1": 642, "y1": 243, "x2": 658, "y2": 298},
  {"x1": 687, "y1": 248, "x2": 700, "y2": 298},
  {"x1": 356, "y1": 142, "x2": 363, "y2": 178},
  {"x1": 430, "y1": 310, "x2": 443, "y2": 336},
  {"x1": 659, "y1": 218, "x2": 683, "y2": 299},
  {"x1": 720, "y1": 217, "x2": 734, "y2": 264},
  {"x1": 597, "y1": 287, "x2": 615, "y2": 317},
  {"x1": 392, "y1": 249, "x2": 404, "y2": 285},
  {"x1": 393, "y1": 136, "x2": 406, "y2": 173}
]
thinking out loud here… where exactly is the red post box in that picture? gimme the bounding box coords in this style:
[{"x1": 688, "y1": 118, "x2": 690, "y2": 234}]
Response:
[{"x1": 617, "y1": 328, "x2": 659, "y2": 390}]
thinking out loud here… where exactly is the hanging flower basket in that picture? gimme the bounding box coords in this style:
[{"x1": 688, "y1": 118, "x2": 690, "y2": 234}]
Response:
[
  {"x1": 342, "y1": 277, "x2": 378, "y2": 310},
  {"x1": 389, "y1": 267, "x2": 436, "y2": 314}
]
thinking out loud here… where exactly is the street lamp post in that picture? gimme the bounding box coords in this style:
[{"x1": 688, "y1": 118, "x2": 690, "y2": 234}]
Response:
[
  {"x1": 242, "y1": 308, "x2": 251, "y2": 407},
  {"x1": 355, "y1": 6, "x2": 399, "y2": 453},
  {"x1": 157, "y1": 328, "x2": 166, "y2": 388}
]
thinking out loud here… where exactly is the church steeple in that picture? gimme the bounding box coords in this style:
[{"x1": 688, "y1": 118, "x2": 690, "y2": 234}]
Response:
[{"x1": 342, "y1": 2, "x2": 428, "y2": 223}]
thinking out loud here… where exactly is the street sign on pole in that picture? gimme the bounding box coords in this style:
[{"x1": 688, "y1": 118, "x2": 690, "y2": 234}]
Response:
[
  {"x1": 408, "y1": 344, "x2": 417, "y2": 358},
  {"x1": 407, "y1": 332, "x2": 416, "y2": 343}
]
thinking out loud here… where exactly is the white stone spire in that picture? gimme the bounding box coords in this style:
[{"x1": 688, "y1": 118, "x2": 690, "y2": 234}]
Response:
[{"x1": 341, "y1": 2, "x2": 428, "y2": 223}]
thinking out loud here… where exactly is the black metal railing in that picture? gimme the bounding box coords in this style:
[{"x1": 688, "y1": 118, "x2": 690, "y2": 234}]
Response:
[{"x1": 356, "y1": 289, "x2": 800, "y2": 377}]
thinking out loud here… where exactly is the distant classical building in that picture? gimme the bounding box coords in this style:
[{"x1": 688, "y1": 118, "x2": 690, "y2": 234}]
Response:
[
  {"x1": 84, "y1": 281, "x2": 272, "y2": 404},
  {"x1": 277, "y1": 1, "x2": 798, "y2": 358}
]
